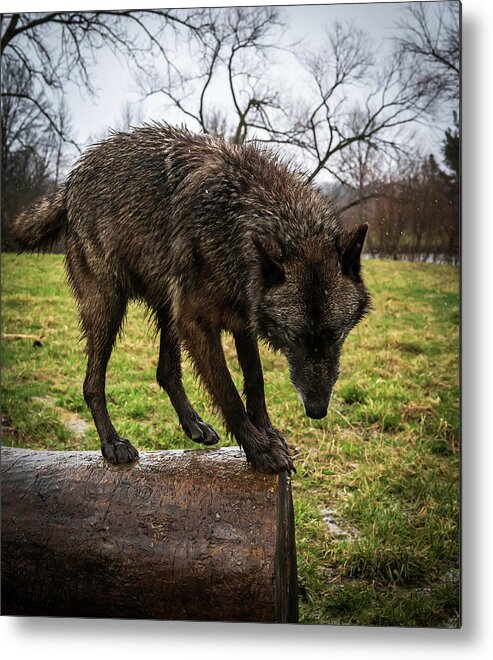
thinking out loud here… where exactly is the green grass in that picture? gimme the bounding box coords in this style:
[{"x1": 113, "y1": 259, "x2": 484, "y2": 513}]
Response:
[{"x1": 1, "y1": 254, "x2": 459, "y2": 627}]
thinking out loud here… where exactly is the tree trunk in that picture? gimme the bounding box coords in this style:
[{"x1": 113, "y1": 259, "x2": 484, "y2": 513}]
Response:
[{"x1": 1, "y1": 446, "x2": 298, "y2": 623}]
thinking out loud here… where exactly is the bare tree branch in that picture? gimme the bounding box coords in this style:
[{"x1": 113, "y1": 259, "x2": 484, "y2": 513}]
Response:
[
  {"x1": 394, "y1": 2, "x2": 460, "y2": 108},
  {"x1": 139, "y1": 6, "x2": 286, "y2": 144},
  {"x1": 1, "y1": 9, "x2": 211, "y2": 152}
]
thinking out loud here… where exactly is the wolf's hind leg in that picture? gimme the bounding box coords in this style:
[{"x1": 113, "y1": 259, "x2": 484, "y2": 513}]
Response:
[
  {"x1": 156, "y1": 312, "x2": 219, "y2": 446},
  {"x1": 77, "y1": 283, "x2": 138, "y2": 464}
]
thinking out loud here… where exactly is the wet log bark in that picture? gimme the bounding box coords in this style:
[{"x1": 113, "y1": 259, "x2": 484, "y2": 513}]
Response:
[{"x1": 1, "y1": 446, "x2": 298, "y2": 623}]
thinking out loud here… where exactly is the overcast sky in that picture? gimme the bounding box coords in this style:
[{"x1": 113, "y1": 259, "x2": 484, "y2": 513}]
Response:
[{"x1": 51, "y1": 2, "x2": 457, "y2": 163}]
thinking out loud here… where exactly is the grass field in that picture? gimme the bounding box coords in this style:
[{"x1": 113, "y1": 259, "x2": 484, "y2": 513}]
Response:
[{"x1": 1, "y1": 254, "x2": 459, "y2": 627}]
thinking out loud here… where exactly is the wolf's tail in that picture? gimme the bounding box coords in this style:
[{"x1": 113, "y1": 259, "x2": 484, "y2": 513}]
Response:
[{"x1": 11, "y1": 186, "x2": 67, "y2": 252}]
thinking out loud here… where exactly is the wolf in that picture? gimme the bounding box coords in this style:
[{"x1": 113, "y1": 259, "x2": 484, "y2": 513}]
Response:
[{"x1": 12, "y1": 123, "x2": 370, "y2": 473}]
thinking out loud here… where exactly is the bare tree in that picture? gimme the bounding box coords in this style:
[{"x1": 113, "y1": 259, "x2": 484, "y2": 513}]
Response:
[
  {"x1": 0, "y1": 9, "x2": 213, "y2": 247},
  {"x1": 141, "y1": 6, "x2": 287, "y2": 145},
  {"x1": 322, "y1": 108, "x2": 388, "y2": 213},
  {"x1": 392, "y1": 2, "x2": 459, "y2": 260},
  {"x1": 0, "y1": 9, "x2": 210, "y2": 151},
  {"x1": 1, "y1": 59, "x2": 62, "y2": 248},
  {"x1": 141, "y1": 13, "x2": 438, "y2": 198},
  {"x1": 395, "y1": 2, "x2": 460, "y2": 109},
  {"x1": 0, "y1": 10, "x2": 209, "y2": 248},
  {"x1": 256, "y1": 21, "x2": 441, "y2": 189}
]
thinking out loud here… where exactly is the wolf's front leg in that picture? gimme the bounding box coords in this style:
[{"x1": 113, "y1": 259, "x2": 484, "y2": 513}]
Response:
[
  {"x1": 178, "y1": 319, "x2": 294, "y2": 474},
  {"x1": 233, "y1": 330, "x2": 290, "y2": 450}
]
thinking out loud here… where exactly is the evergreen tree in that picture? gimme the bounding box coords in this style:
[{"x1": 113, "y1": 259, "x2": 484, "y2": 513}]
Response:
[{"x1": 443, "y1": 112, "x2": 460, "y2": 180}]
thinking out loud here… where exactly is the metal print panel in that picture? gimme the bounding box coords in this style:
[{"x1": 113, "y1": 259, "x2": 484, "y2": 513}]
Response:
[{"x1": 1, "y1": 1, "x2": 460, "y2": 627}]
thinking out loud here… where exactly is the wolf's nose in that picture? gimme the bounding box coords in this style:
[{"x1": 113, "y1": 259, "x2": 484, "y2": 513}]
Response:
[{"x1": 305, "y1": 403, "x2": 328, "y2": 420}]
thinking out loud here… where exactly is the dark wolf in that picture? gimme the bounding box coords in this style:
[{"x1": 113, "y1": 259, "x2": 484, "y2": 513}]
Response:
[{"x1": 12, "y1": 123, "x2": 370, "y2": 473}]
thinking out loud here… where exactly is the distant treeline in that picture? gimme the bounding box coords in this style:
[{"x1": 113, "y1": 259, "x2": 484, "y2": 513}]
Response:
[
  {"x1": 2, "y1": 149, "x2": 459, "y2": 263},
  {"x1": 340, "y1": 159, "x2": 459, "y2": 265}
]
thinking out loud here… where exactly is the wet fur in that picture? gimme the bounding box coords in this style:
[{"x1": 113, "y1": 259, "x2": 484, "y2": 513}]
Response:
[{"x1": 12, "y1": 123, "x2": 370, "y2": 473}]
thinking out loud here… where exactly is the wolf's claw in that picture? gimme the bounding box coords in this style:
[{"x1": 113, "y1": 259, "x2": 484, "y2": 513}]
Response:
[
  {"x1": 102, "y1": 437, "x2": 139, "y2": 464},
  {"x1": 182, "y1": 415, "x2": 220, "y2": 446},
  {"x1": 243, "y1": 429, "x2": 295, "y2": 474}
]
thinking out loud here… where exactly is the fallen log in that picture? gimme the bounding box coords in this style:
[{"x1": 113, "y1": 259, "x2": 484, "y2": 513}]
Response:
[{"x1": 1, "y1": 446, "x2": 298, "y2": 623}]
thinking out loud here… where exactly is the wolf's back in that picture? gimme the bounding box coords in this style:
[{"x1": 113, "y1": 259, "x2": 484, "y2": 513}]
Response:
[{"x1": 12, "y1": 187, "x2": 66, "y2": 252}]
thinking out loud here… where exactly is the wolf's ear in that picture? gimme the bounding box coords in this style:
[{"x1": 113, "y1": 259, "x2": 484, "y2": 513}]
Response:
[
  {"x1": 339, "y1": 223, "x2": 368, "y2": 280},
  {"x1": 251, "y1": 233, "x2": 285, "y2": 287}
]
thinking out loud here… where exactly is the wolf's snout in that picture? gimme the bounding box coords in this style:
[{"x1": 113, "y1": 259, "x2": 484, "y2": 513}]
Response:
[{"x1": 305, "y1": 402, "x2": 329, "y2": 420}]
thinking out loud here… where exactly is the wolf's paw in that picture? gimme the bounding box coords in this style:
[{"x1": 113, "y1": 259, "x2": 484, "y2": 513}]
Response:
[
  {"x1": 182, "y1": 415, "x2": 220, "y2": 446},
  {"x1": 245, "y1": 431, "x2": 295, "y2": 474},
  {"x1": 264, "y1": 426, "x2": 289, "y2": 452},
  {"x1": 102, "y1": 437, "x2": 139, "y2": 465}
]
